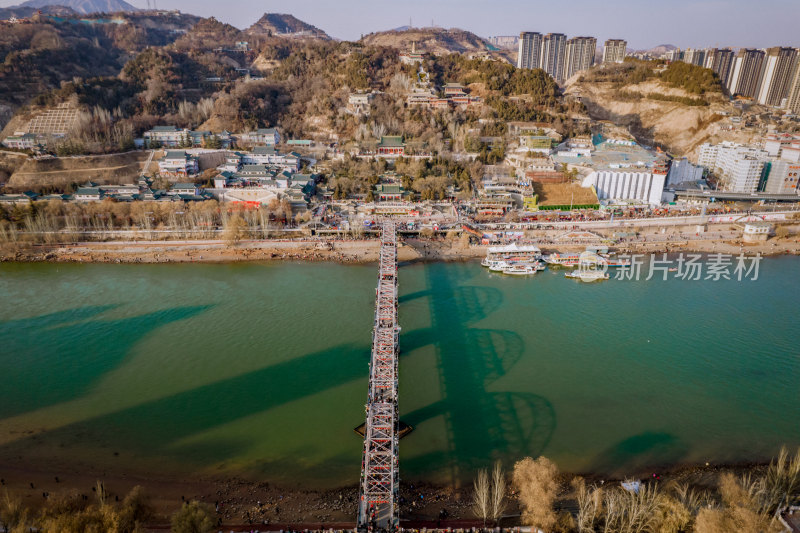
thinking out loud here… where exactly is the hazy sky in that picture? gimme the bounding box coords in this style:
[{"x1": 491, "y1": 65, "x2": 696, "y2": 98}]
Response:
[{"x1": 5, "y1": 0, "x2": 800, "y2": 49}]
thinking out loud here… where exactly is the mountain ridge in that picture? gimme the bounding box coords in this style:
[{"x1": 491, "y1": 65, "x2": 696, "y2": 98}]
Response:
[
  {"x1": 16, "y1": 0, "x2": 138, "y2": 14},
  {"x1": 246, "y1": 13, "x2": 331, "y2": 40}
]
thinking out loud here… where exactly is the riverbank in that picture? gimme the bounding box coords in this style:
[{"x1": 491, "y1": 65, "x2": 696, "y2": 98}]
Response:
[
  {"x1": 0, "y1": 457, "x2": 777, "y2": 531},
  {"x1": 2, "y1": 229, "x2": 800, "y2": 264}
]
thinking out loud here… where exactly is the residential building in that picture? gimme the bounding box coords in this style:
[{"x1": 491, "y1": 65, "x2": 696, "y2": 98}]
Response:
[
  {"x1": 144, "y1": 126, "x2": 188, "y2": 147},
  {"x1": 581, "y1": 167, "x2": 667, "y2": 205},
  {"x1": 158, "y1": 150, "x2": 199, "y2": 177},
  {"x1": 517, "y1": 32, "x2": 543, "y2": 70},
  {"x1": 764, "y1": 160, "x2": 800, "y2": 194},
  {"x1": 728, "y1": 49, "x2": 765, "y2": 98},
  {"x1": 541, "y1": 33, "x2": 567, "y2": 81},
  {"x1": 564, "y1": 36, "x2": 596, "y2": 80},
  {"x1": 705, "y1": 48, "x2": 735, "y2": 88},
  {"x1": 602, "y1": 39, "x2": 627, "y2": 64},
  {"x1": 683, "y1": 48, "x2": 706, "y2": 67},
  {"x1": 786, "y1": 61, "x2": 800, "y2": 113},
  {"x1": 488, "y1": 35, "x2": 519, "y2": 49},
  {"x1": 756, "y1": 47, "x2": 799, "y2": 107},
  {"x1": 238, "y1": 128, "x2": 280, "y2": 146},
  {"x1": 699, "y1": 142, "x2": 769, "y2": 192},
  {"x1": 764, "y1": 133, "x2": 800, "y2": 157}
]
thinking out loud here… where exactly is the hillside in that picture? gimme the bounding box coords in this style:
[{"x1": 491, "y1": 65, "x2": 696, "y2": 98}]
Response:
[
  {"x1": 246, "y1": 13, "x2": 330, "y2": 40},
  {"x1": 0, "y1": 4, "x2": 75, "y2": 18},
  {"x1": 360, "y1": 27, "x2": 492, "y2": 55},
  {"x1": 566, "y1": 61, "x2": 753, "y2": 158},
  {"x1": 0, "y1": 12, "x2": 201, "y2": 130},
  {"x1": 18, "y1": 0, "x2": 138, "y2": 13}
]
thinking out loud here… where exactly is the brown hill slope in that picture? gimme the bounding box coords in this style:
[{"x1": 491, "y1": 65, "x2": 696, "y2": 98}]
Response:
[
  {"x1": 246, "y1": 13, "x2": 330, "y2": 40},
  {"x1": 360, "y1": 27, "x2": 491, "y2": 55},
  {"x1": 566, "y1": 63, "x2": 755, "y2": 158}
]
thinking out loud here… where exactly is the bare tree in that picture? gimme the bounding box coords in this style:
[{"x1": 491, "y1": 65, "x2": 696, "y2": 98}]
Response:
[
  {"x1": 490, "y1": 460, "x2": 507, "y2": 525},
  {"x1": 472, "y1": 468, "x2": 490, "y2": 527}
]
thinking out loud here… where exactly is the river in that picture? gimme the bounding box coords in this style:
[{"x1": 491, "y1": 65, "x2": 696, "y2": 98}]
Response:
[{"x1": 0, "y1": 258, "x2": 798, "y2": 488}]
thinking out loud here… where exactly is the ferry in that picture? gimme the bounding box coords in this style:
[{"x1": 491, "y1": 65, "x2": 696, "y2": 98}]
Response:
[
  {"x1": 544, "y1": 253, "x2": 582, "y2": 267},
  {"x1": 565, "y1": 270, "x2": 610, "y2": 281},
  {"x1": 502, "y1": 264, "x2": 538, "y2": 276},
  {"x1": 545, "y1": 252, "x2": 630, "y2": 268},
  {"x1": 482, "y1": 243, "x2": 541, "y2": 268}
]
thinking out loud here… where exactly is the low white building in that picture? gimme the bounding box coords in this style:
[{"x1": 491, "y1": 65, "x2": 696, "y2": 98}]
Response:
[
  {"x1": 581, "y1": 168, "x2": 666, "y2": 205},
  {"x1": 158, "y1": 150, "x2": 199, "y2": 177},
  {"x1": 697, "y1": 141, "x2": 769, "y2": 193},
  {"x1": 238, "y1": 128, "x2": 280, "y2": 147}
]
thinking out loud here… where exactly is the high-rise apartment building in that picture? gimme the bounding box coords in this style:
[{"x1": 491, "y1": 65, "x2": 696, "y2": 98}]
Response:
[
  {"x1": 564, "y1": 36, "x2": 597, "y2": 80},
  {"x1": 728, "y1": 49, "x2": 766, "y2": 98},
  {"x1": 705, "y1": 48, "x2": 735, "y2": 89},
  {"x1": 756, "y1": 47, "x2": 799, "y2": 107},
  {"x1": 786, "y1": 61, "x2": 800, "y2": 113},
  {"x1": 602, "y1": 39, "x2": 627, "y2": 63},
  {"x1": 541, "y1": 32, "x2": 567, "y2": 81},
  {"x1": 517, "y1": 32, "x2": 543, "y2": 70},
  {"x1": 683, "y1": 48, "x2": 706, "y2": 67}
]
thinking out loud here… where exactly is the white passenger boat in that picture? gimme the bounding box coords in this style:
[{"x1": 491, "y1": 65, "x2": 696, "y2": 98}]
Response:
[
  {"x1": 565, "y1": 270, "x2": 609, "y2": 281},
  {"x1": 502, "y1": 264, "x2": 538, "y2": 276},
  {"x1": 489, "y1": 261, "x2": 509, "y2": 272}
]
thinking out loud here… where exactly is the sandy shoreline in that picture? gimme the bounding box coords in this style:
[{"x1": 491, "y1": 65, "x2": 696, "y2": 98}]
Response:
[
  {"x1": 2, "y1": 227, "x2": 800, "y2": 265},
  {"x1": 0, "y1": 456, "x2": 776, "y2": 531}
]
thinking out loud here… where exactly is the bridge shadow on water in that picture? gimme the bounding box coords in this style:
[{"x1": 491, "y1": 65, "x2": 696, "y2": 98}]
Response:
[
  {"x1": 590, "y1": 431, "x2": 689, "y2": 476},
  {"x1": 0, "y1": 304, "x2": 213, "y2": 420},
  {"x1": 400, "y1": 263, "x2": 556, "y2": 485},
  {"x1": 0, "y1": 338, "x2": 372, "y2": 467}
]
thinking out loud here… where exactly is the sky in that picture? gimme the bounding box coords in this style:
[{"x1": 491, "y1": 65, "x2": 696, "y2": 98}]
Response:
[{"x1": 3, "y1": 0, "x2": 800, "y2": 50}]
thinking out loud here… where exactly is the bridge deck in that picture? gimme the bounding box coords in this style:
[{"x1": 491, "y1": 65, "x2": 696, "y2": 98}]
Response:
[{"x1": 358, "y1": 222, "x2": 399, "y2": 532}]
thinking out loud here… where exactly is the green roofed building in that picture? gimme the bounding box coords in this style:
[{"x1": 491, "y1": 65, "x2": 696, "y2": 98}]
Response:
[
  {"x1": 374, "y1": 184, "x2": 406, "y2": 201},
  {"x1": 377, "y1": 136, "x2": 405, "y2": 156}
]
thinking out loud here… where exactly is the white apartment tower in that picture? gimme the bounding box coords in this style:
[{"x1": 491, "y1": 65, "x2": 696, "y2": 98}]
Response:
[
  {"x1": 683, "y1": 48, "x2": 706, "y2": 67},
  {"x1": 541, "y1": 33, "x2": 567, "y2": 81},
  {"x1": 756, "y1": 47, "x2": 799, "y2": 107},
  {"x1": 705, "y1": 48, "x2": 735, "y2": 88},
  {"x1": 517, "y1": 32, "x2": 543, "y2": 70},
  {"x1": 602, "y1": 39, "x2": 627, "y2": 63},
  {"x1": 786, "y1": 61, "x2": 800, "y2": 113},
  {"x1": 728, "y1": 49, "x2": 766, "y2": 98},
  {"x1": 564, "y1": 36, "x2": 597, "y2": 80}
]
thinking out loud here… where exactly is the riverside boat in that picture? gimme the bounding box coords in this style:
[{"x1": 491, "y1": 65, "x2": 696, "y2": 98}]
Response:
[
  {"x1": 565, "y1": 270, "x2": 610, "y2": 281},
  {"x1": 502, "y1": 264, "x2": 538, "y2": 276},
  {"x1": 482, "y1": 244, "x2": 541, "y2": 268}
]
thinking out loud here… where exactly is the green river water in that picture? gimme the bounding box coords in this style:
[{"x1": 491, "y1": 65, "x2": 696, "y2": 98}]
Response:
[{"x1": 0, "y1": 258, "x2": 798, "y2": 487}]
